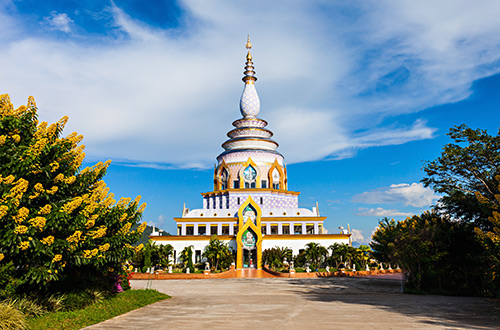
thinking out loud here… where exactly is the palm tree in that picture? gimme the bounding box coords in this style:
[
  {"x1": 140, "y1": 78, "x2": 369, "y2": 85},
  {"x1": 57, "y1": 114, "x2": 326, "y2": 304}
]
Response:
[
  {"x1": 202, "y1": 236, "x2": 233, "y2": 270},
  {"x1": 328, "y1": 243, "x2": 343, "y2": 269},
  {"x1": 304, "y1": 242, "x2": 327, "y2": 269}
]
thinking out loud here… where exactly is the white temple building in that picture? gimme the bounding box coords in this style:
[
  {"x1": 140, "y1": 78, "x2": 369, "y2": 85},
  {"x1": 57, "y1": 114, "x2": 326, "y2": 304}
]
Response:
[{"x1": 151, "y1": 38, "x2": 351, "y2": 269}]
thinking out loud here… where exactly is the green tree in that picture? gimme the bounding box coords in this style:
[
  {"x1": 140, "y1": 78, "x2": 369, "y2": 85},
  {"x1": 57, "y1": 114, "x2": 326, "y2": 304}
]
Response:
[
  {"x1": 0, "y1": 94, "x2": 147, "y2": 296},
  {"x1": 262, "y1": 246, "x2": 292, "y2": 270},
  {"x1": 371, "y1": 211, "x2": 488, "y2": 295},
  {"x1": 422, "y1": 124, "x2": 500, "y2": 229},
  {"x1": 202, "y1": 236, "x2": 233, "y2": 271},
  {"x1": 304, "y1": 242, "x2": 327, "y2": 269},
  {"x1": 180, "y1": 245, "x2": 194, "y2": 273}
]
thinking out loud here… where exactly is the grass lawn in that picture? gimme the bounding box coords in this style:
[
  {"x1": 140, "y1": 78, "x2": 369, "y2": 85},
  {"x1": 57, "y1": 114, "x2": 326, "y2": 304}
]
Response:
[{"x1": 28, "y1": 289, "x2": 170, "y2": 330}]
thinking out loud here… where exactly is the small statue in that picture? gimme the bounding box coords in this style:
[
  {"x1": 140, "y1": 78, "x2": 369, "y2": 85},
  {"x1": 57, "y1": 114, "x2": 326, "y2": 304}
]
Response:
[
  {"x1": 388, "y1": 264, "x2": 392, "y2": 270},
  {"x1": 186, "y1": 267, "x2": 190, "y2": 274},
  {"x1": 168, "y1": 265, "x2": 173, "y2": 274},
  {"x1": 365, "y1": 264, "x2": 370, "y2": 271},
  {"x1": 290, "y1": 261, "x2": 294, "y2": 270},
  {"x1": 205, "y1": 262, "x2": 210, "y2": 271},
  {"x1": 352, "y1": 264, "x2": 356, "y2": 272},
  {"x1": 325, "y1": 266, "x2": 330, "y2": 273},
  {"x1": 306, "y1": 265, "x2": 311, "y2": 273},
  {"x1": 380, "y1": 263, "x2": 384, "y2": 270}
]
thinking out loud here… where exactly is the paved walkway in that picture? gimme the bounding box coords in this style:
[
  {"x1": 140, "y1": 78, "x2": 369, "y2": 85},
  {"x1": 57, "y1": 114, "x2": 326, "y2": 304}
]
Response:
[{"x1": 86, "y1": 276, "x2": 500, "y2": 330}]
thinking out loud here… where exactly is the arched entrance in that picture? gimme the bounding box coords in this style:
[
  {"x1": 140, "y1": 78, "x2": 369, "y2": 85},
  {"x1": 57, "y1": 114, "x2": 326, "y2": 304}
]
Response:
[{"x1": 236, "y1": 197, "x2": 263, "y2": 269}]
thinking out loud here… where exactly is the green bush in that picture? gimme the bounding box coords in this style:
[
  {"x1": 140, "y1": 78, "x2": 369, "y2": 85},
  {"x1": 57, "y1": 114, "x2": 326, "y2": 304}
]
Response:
[{"x1": 0, "y1": 94, "x2": 147, "y2": 296}]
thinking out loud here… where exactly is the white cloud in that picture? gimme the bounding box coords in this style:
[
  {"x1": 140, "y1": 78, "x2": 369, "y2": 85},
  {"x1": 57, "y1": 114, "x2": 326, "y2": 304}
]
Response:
[
  {"x1": 44, "y1": 12, "x2": 74, "y2": 33},
  {"x1": 350, "y1": 229, "x2": 366, "y2": 243},
  {"x1": 357, "y1": 207, "x2": 412, "y2": 217},
  {"x1": 353, "y1": 183, "x2": 438, "y2": 208},
  {"x1": 2, "y1": 1, "x2": 500, "y2": 167}
]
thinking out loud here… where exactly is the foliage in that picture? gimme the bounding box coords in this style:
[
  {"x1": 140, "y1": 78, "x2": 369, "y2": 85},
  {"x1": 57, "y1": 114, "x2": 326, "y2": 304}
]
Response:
[
  {"x1": 0, "y1": 94, "x2": 147, "y2": 296},
  {"x1": 304, "y1": 242, "x2": 328, "y2": 269},
  {"x1": 0, "y1": 300, "x2": 27, "y2": 330},
  {"x1": 28, "y1": 289, "x2": 169, "y2": 330},
  {"x1": 180, "y1": 245, "x2": 194, "y2": 273},
  {"x1": 131, "y1": 240, "x2": 173, "y2": 271},
  {"x1": 422, "y1": 124, "x2": 500, "y2": 229},
  {"x1": 474, "y1": 175, "x2": 500, "y2": 297},
  {"x1": 202, "y1": 236, "x2": 233, "y2": 270},
  {"x1": 262, "y1": 246, "x2": 292, "y2": 269},
  {"x1": 371, "y1": 212, "x2": 490, "y2": 296}
]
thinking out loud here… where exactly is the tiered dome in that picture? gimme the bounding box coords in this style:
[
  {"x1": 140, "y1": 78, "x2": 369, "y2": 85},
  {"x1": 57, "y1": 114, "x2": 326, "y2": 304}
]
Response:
[{"x1": 217, "y1": 37, "x2": 282, "y2": 160}]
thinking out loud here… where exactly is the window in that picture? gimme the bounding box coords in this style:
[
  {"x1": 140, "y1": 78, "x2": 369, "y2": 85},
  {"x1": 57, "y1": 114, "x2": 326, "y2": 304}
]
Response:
[
  {"x1": 306, "y1": 224, "x2": 314, "y2": 234},
  {"x1": 173, "y1": 250, "x2": 177, "y2": 264},
  {"x1": 237, "y1": 197, "x2": 240, "y2": 205},
  {"x1": 211, "y1": 225, "x2": 218, "y2": 235},
  {"x1": 271, "y1": 224, "x2": 278, "y2": 234},
  {"x1": 198, "y1": 226, "x2": 206, "y2": 235},
  {"x1": 186, "y1": 226, "x2": 194, "y2": 235},
  {"x1": 219, "y1": 197, "x2": 223, "y2": 209},
  {"x1": 177, "y1": 225, "x2": 181, "y2": 235},
  {"x1": 243, "y1": 165, "x2": 257, "y2": 189},
  {"x1": 234, "y1": 181, "x2": 240, "y2": 189},
  {"x1": 221, "y1": 169, "x2": 229, "y2": 190},
  {"x1": 282, "y1": 224, "x2": 290, "y2": 235},
  {"x1": 272, "y1": 168, "x2": 280, "y2": 189},
  {"x1": 294, "y1": 224, "x2": 302, "y2": 234},
  {"x1": 318, "y1": 224, "x2": 323, "y2": 234},
  {"x1": 222, "y1": 225, "x2": 229, "y2": 235},
  {"x1": 260, "y1": 197, "x2": 263, "y2": 204},
  {"x1": 195, "y1": 250, "x2": 201, "y2": 263},
  {"x1": 261, "y1": 180, "x2": 267, "y2": 188},
  {"x1": 261, "y1": 226, "x2": 267, "y2": 235}
]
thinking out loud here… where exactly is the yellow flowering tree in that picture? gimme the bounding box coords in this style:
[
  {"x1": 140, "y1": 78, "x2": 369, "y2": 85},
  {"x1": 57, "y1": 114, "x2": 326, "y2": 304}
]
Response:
[{"x1": 0, "y1": 94, "x2": 146, "y2": 295}]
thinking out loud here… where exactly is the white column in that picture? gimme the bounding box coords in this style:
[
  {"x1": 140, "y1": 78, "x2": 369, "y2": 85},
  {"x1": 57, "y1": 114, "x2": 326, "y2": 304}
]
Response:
[
  {"x1": 302, "y1": 223, "x2": 306, "y2": 235},
  {"x1": 217, "y1": 223, "x2": 222, "y2": 235},
  {"x1": 181, "y1": 223, "x2": 186, "y2": 236},
  {"x1": 206, "y1": 224, "x2": 210, "y2": 235},
  {"x1": 229, "y1": 223, "x2": 234, "y2": 235},
  {"x1": 194, "y1": 223, "x2": 199, "y2": 235},
  {"x1": 278, "y1": 223, "x2": 283, "y2": 235},
  {"x1": 314, "y1": 223, "x2": 319, "y2": 234},
  {"x1": 266, "y1": 223, "x2": 271, "y2": 234},
  {"x1": 290, "y1": 223, "x2": 294, "y2": 235}
]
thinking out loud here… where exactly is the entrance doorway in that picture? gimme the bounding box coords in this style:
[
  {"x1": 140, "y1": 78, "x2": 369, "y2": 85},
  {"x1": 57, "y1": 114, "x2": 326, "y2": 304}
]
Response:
[{"x1": 243, "y1": 248, "x2": 257, "y2": 268}]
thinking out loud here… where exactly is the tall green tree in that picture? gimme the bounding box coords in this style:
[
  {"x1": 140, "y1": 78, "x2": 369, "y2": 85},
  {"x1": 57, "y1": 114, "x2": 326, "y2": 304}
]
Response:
[
  {"x1": 304, "y1": 242, "x2": 327, "y2": 269},
  {"x1": 180, "y1": 245, "x2": 194, "y2": 273},
  {"x1": 202, "y1": 236, "x2": 233, "y2": 271},
  {"x1": 0, "y1": 94, "x2": 147, "y2": 296},
  {"x1": 422, "y1": 124, "x2": 500, "y2": 229}
]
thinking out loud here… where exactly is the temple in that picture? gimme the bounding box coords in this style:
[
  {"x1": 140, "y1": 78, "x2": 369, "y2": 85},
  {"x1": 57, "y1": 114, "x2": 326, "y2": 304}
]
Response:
[{"x1": 151, "y1": 38, "x2": 351, "y2": 269}]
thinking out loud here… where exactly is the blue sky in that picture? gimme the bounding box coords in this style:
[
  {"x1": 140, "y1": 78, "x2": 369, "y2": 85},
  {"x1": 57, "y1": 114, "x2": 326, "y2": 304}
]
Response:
[{"x1": 2, "y1": 0, "x2": 500, "y2": 244}]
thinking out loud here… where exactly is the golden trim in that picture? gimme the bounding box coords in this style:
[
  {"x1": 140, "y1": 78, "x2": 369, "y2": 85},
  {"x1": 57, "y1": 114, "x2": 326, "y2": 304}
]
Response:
[
  {"x1": 263, "y1": 234, "x2": 351, "y2": 240},
  {"x1": 268, "y1": 159, "x2": 286, "y2": 190},
  {"x1": 175, "y1": 218, "x2": 237, "y2": 223},
  {"x1": 150, "y1": 235, "x2": 235, "y2": 241},
  {"x1": 201, "y1": 189, "x2": 301, "y2": 196}
]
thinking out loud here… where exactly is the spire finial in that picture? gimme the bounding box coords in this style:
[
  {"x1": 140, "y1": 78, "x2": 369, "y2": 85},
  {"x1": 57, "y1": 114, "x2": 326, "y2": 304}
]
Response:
[{"x1": 246, "y1": 35, "x2": 252, "y2": 49}]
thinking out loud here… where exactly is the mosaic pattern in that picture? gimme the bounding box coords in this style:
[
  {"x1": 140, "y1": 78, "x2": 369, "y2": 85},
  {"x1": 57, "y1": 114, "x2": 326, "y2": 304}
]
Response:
[
  {"x1": 240, "y1": 83, "x2": 260, "y2": 117},
  {"x1": 227, "y1": 128, "x2": 272, "y2": 139},
  {"x1": 219, "y1": 150, "x2": 284, "y2": 165},
  {"x1": 233, "y1": 118, "x2": 267, "y2": 128}
]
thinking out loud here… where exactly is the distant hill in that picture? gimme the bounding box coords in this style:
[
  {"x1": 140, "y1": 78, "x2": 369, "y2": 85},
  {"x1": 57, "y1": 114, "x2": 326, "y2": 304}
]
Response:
[{"x1": 133, "y1": 225, "x2": 170, "y2": 246}]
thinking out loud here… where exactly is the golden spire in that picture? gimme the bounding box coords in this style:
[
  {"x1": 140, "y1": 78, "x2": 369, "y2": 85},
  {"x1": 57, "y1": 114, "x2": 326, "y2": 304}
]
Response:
[
  {"x1": 242, "y1": 35, "x2": 257, "y2": 83},
  {"x1": 246, "y1": 35, "x2": 252, "y2": 49},
  {"x1": 246, "y1": 35, "x2": 253, "y2": 61}
]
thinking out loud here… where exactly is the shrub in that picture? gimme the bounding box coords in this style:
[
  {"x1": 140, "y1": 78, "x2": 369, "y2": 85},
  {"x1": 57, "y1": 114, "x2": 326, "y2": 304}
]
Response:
[{"x1": 0, "y1": 94, "x2": 147, "y2": 296}]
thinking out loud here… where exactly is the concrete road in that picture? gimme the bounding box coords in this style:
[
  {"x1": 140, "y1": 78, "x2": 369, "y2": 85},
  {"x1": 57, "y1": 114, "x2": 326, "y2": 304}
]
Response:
[{"x1": 85, "y1": 277, "x2": 500, "y2": 329}]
